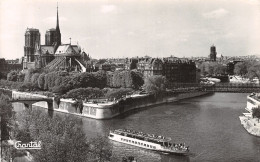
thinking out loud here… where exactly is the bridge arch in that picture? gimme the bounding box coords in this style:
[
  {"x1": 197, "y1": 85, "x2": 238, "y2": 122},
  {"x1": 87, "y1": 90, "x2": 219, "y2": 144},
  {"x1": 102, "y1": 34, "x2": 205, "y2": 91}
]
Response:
[{"x1": 10, "y1": 98, "x2": 54, "y2": 110}]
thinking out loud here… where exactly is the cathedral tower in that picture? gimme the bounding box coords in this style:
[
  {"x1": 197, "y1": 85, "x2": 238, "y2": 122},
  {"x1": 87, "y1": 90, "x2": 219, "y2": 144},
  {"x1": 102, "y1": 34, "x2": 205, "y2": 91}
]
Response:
[
  {"x1": 23, "y1": 28, "x2": 40, "y2": 69},
  {"x1": 209, "y1": 45, "x2": 217, "y2": 61},
  {"x1": 45, "y1": 4, "x2": 61, "y2": 46}
]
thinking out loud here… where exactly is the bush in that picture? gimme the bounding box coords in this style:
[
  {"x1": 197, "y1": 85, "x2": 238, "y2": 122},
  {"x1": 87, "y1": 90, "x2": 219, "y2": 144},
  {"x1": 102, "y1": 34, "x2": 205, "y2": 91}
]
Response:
[
  {"x1": 7, "y1": 71, "x2": 18, "y2": 81},
  {"x1": 0, "y1": 79, "x2": 23, "y2": 89},
  {"x1": 18, "y1": 82, "x2": 39, "y2": 92},
  {"x1": 105, "y1": 88, "x2": 133, "y2": 100},
  {"x1": 52, "y1": 85, "x2": 72, "y2": 95},
  {"x1": 64, "y1": 87, "x2": 104, "y2": 100}
]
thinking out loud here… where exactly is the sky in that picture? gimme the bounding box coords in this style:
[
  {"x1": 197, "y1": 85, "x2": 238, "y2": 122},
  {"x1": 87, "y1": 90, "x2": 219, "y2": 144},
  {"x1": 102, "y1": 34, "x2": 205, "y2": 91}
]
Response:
[{"x1": 1, "y1": 0, "x2": 260, "y2": 59}]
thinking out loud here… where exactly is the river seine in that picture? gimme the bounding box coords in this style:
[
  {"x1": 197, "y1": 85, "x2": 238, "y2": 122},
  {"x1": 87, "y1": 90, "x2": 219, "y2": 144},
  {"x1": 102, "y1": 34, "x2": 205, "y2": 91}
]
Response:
[{"x1": 13, "y1": 93, "x2": 260, "y2": 162}]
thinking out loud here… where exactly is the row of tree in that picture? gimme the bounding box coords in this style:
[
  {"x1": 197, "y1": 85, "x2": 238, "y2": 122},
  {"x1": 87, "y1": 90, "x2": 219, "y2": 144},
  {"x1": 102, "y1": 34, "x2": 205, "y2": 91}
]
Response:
[
  {"x1": 197, "y1": 60, "x2": 260, "y2": 80},
  {"x1": 197, "y1": 62, "x2": 227, "y2": 76},
  {"x1": 107, "y1": 70, "x2": 144, "y2": 89},
  {"x1": 234, "y1": 61, "x2": 260, "y2": 79},
  {"x1": 6, "y1": 69, "x2": 144, "y2": 94}
]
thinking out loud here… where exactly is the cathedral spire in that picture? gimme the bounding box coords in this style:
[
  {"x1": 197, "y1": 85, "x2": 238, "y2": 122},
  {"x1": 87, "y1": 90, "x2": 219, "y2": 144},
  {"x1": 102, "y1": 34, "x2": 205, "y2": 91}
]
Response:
[
  {"x1": 56, "y1": 2, "x2": 60, "y2": 32},
  {"x1": 54, "y1": 2, "x2": 61, "y2": 47}
]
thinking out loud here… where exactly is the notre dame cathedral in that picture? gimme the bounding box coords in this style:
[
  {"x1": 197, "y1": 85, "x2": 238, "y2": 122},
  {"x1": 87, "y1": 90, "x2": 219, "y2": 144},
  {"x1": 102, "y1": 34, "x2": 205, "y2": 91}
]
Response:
[{"x1": 23, "y1": 5, "x2": 89, "y2": 72}]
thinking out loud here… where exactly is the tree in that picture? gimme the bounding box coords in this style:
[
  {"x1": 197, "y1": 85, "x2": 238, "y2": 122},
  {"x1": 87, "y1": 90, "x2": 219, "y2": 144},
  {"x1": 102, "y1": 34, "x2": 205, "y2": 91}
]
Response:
[
  {"x1": 247, "y1": 64, "x2": 260, "y2": 80},
  {"x1": 143, "y1": 75, "x2": 166, "y2": 95},
  {"x1": 252, "y1": 108, "x2": 260, "y2": 119},
  {"x1": 107, "y1": 70, "x2": 144, "y2": 89},
  {"x1": 92, "y1": 70, "x2": 107, "y2": 89},
  {"x1": 0, "y1": 93, "x2": 15, "y2": 141},
  {"x1": 15, "y1": 109, "x2": 112, "y2": 162},
  {"x1": 7, "y1": 71, "x2": 18, "y2": 81},
  {"x1": 89, "y1": 136, "x2": 112, "y2": 162},
  {"x1": 234, "y1": 62, "x2": 248, "y2": 76},
  {"x1": 24, "y1": 68, "x2": 40, "y2": 83},
  {"x1": 198, "y1": 62, "x2": 227, "y2": 76},
  {"x1": 17, "y1": 72, "x2": 25, "y2": 82},
  {"x1": 131, "y1": 70, "x2": 144, "y2": 89},
  {"x1": 38, "y1": 73, "x2": 46, "y2": 90},
  {"x1": 213, "y1": 63, "x2": 226, "y2": 75},
  {"x1": 31, "y1": 73, "x2": 40, "y2": 87}
]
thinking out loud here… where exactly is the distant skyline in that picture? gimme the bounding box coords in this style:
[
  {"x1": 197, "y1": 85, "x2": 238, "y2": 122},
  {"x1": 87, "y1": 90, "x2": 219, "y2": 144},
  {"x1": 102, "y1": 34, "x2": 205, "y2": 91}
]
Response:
[{"x1": 1, "y1": 0, "x2": 260, "y2": 59}]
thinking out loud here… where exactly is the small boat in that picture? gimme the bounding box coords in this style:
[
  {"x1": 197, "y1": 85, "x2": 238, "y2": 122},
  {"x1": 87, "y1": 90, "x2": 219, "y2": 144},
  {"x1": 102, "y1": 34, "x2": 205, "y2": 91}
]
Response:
[{"x1": 108, "y1": 129, "x2": 189, "y2": 155}]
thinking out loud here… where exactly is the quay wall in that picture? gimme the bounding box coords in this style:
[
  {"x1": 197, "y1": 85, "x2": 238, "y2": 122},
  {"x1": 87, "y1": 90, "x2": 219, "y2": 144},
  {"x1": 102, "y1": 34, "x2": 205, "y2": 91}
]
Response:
[
  {"x1": 12, "y1": 91, "x2": 210, "y2": 119},
  {"x1": 240, "y1": 117, "x2": 260, "y2": 137}
]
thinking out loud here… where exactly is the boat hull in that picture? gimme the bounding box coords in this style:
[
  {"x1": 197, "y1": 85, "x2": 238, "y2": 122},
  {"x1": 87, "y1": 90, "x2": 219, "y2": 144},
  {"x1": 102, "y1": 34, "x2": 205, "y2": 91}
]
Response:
[{"x1": 109, "y1": 132, "x2": 189, "y2": 155}]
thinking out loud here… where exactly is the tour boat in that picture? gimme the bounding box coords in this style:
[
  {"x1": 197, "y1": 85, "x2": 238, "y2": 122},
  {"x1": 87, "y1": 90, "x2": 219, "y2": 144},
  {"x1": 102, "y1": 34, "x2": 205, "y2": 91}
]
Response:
[{"x1": 108, "y1": 129, "x2": 189, "y2": 155}]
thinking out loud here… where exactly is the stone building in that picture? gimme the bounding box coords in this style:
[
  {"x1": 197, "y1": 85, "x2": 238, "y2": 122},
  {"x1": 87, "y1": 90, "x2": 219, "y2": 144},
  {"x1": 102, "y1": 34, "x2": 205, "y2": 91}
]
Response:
[
  {"x1": 136, "y1": 57, "x2": 163, "y2": 79},
  {"x1": 163, "y1": 58, "x2": 197, "y2": 83}
]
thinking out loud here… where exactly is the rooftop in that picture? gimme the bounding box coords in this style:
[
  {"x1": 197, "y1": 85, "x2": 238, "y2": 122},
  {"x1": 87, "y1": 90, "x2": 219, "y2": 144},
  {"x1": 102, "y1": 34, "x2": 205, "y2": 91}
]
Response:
[
  {"x1": 26, "y1": 28, "x2": 39, "y2": 32},
  {"x1": 46, "y1": 28, "x2": 56, "y2": 32}
]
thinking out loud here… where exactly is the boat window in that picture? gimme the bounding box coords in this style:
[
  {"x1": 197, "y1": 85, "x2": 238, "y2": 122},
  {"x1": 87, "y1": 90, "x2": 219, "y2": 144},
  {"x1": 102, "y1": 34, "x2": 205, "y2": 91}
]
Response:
[
  {"x1": 141, "y1": 143, "x2": 143, "y2": 145},
  {"x1": 132, "y1": 141, "x2": 134, "y2": 143},
  {"x1": 135, "y1": 141, "x2": 137, "y2": 144},
  {"x1": 144, "y1": 144, "x2": 146, "y2": 146},
  {"x1": 153, "y1": 146, "x2": 156, "y2": 149},
  {"x1": 138, "y1": 142, "x2": 140, "y2": 145},
  {"x1": 147, "y1": 145, "x2": 149, "y2": 147},
  {"x1": 150, "y1": 145, "x2": 152, "y2": 148},
  {"x1": 109, "y1": 134, "x2": 114, "y2": 137}
]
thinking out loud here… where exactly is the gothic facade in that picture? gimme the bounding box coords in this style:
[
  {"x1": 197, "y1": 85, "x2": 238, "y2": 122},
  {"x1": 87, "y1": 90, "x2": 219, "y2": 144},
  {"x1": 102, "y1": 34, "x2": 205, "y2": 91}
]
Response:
[{"x1": 23, "y1": 5, "x2": 86, "y2": 72}]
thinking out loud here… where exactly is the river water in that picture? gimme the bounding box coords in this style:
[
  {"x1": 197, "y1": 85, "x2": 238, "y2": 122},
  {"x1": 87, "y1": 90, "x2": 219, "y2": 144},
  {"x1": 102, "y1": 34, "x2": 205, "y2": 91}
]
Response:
[{"x1": 13, "y1": 93, "x2": 260, "y2": 162}]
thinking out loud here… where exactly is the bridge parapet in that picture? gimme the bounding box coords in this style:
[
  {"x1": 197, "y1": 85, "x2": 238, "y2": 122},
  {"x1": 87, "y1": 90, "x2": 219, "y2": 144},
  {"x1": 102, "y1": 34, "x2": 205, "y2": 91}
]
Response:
[{"x1": 10, "y1": 97, "x2": 54, "y2": 110}]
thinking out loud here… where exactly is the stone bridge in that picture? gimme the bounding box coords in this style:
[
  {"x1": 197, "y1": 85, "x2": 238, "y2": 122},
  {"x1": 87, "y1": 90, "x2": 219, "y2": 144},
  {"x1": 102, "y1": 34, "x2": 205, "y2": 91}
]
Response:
[
  {"x1": 9, "y1": 98, "x2": 53, "y2": 109},
  {"x1": 167, "y1": 83, "x2": 260, "y2": 93}
]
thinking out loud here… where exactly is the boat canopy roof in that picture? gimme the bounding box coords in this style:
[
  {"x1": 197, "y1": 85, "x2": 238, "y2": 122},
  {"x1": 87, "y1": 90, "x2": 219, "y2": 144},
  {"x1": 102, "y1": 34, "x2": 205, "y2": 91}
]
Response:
[{"x1": 113, "y1": 129, "x2": 172, "y2": 142}]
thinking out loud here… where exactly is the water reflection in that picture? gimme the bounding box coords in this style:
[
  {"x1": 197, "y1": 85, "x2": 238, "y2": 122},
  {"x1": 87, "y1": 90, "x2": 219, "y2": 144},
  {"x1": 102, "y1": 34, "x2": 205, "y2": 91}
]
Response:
[{"x1": 12, "y1": 93, "x2": 260, "y2": 161}]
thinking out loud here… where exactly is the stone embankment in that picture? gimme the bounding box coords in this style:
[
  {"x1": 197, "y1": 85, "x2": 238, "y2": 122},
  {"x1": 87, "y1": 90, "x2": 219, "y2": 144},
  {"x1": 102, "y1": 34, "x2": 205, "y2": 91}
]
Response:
[
  {"x1": 239, "y1": 116, "x2": 260, "y2": 137},
  {"x1": 12, "y1": 90, "x2": 211, "y2": 119}
]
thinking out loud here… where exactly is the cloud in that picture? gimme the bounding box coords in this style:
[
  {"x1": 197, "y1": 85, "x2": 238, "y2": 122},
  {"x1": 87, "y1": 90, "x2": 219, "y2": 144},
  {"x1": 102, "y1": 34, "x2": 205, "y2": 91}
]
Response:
[
  {"x1": 42, "y1": 16, "x2": 67, "y2": 23},
  {"x1": 100, "y1": 5, "x2": 117, "y2": 13},
  {"x1": 202, "y1": 8, "x2": 229, "y2": 19}
]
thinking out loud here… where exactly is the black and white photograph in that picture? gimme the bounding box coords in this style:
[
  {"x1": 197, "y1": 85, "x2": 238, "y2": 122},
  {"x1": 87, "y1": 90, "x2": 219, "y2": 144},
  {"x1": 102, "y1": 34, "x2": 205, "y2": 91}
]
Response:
[{"x1": 0, "y1": 0, "x2": 260, "y2": 161}]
